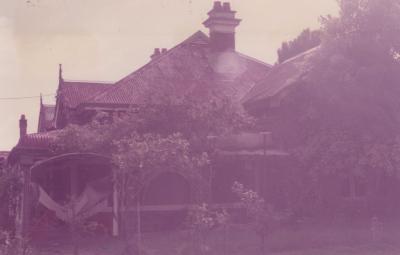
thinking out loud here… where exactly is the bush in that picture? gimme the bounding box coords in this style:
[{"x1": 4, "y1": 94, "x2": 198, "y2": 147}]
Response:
[
  {"x1": 0, "y1": 230, "x2": 33, "y2": 255},
  {"x1": 0, "y1": 167, "x2": 22, "y2": 232}
]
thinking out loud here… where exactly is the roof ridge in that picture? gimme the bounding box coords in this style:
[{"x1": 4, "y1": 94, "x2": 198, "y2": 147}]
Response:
[
  {"x1": 180, "y1": 30, "x2": 209, "y2": 44},
  {"x1": 280, "y1": 46, "x2": 319, "y2": 65},
  {"x1": 235, "y1": 51, "x2": 272, "y2": 68},
  {"x1": 63, "y1": 79, "x2": 114, "y2": 84}
]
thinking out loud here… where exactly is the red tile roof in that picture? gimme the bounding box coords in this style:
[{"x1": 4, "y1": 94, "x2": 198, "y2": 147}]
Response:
[
  {"x1": 17, "y1": 132, "x2": 58, "y2": 149},
  {"x1": 59, "y1": 81, "x2": 113, "y2": 108},
  {"x1": 55, "y1": 31, "x2": 270, "y2": 109},
  {"x1": 86, "y1": 31, "x2": 271, "y2": 106},
  {"x1": 0, "y1": 151, "x2": 9, "y2": 158}
]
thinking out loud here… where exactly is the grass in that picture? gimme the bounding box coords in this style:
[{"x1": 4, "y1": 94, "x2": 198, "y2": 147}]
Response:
[{"x1": 32, "y1": 220, "x2": 400, "y2": 255}]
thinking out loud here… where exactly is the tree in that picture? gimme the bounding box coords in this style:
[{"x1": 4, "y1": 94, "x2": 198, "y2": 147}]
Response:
[
  {"x1": 260, "y1": 0, "x2": 400, "y2": 217},
  {"x1": 277, "y1": 29, "x2": 321, "y2": 64},
  {"x1": 0, "y1": 165, "x2": 33, "y2": 255},
  {"x1": 320, "y1": 0, "x2": 400, "y2": 66},
  {"x1": 232, "y1": 182, "x2": 279, "y2": 253},
  {"x1": 186, "y1": 203, "x2": 229, "y2": 254}
]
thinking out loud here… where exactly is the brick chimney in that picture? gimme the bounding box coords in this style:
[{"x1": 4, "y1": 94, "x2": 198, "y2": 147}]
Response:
[
  {"x1": 19, "y1": 114, "x2": 27, "y2": 138},
  {"x1": 203, "y1": 2, "x2": 241, "y2": 52}
]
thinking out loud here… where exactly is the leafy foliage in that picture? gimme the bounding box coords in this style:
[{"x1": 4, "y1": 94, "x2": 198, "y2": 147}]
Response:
[
  {"x1": 232, "y1": 182, "x2": 281, "y2": 252},
  {"x1": 51, "y1": 95, "x2": 251, "y2": 200},
  {"x1": 277, "y1": 29, "x2": 321, "y2": 64},
  {"x1": 0, "y1": 167, "x2": 22, "y2": 232},
  {"x1": 51, "y1": 88, "x2": 253, "y2": 155},
  {"x1": 186, "y1": 203, "x2": 229, "y2": 254},
  {"x1": 320, "y1": 0, "x2": 400, "y2": 65},
  {"x1": 50, "y1": 77, "x2": 253, "y2": 238},
  {"x1": 187, "y1": 203, "x2": 229, "y2": 233},
  {"x1": 259, "y1": 0, "x2": 400, "y2": 216},
  {"x1": 112, "y1": 132, "x2": 210, "y2": 205},
  {"x1": 0, "y1": 230, "x2": 33, "y2": 255}
]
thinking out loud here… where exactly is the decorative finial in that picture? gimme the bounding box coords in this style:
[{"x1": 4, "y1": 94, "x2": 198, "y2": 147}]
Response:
[
  {"x1": 213, "y1": 1, "x2": 222, "y2": 10},
  {"x1": 59, "y1": 63, "x2": 63, "y2": 81},
  {"x1": 40, "y1": 93, "x2": 43, "y2": 106}
]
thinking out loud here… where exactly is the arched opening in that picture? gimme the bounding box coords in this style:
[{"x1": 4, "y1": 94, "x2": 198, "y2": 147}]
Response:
[{"x1": 29, "y1": 153, "x2": 112, "y2": 235}]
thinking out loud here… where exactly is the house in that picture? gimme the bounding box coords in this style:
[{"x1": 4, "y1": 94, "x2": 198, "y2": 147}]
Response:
[{"x1": 7, "y1": 2, "x2": 292, "y2": 236}]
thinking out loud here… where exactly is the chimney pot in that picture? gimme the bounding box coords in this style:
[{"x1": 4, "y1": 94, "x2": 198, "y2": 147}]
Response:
[
  {"x1": 161, "y1": 48, "x2": 167, "y2": 54},
  {"x1": 203, "y1": 2, "x2": 241, "y2": 52},
  {"x1": 151, "y1": 48, "x2": 162, "y2": 60},
  {"x1": 222, "y1": 2, "x2": 231, "y2": 11},
  {"x1": 19, "y1": 114, "x2": 27, "y2": 138},
  {"x1": 213, "y1": 1, "x2": 222, "y2": 10}
]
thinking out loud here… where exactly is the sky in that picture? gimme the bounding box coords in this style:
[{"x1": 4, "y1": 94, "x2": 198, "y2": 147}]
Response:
[{"x1": 0, "y1": 0, "x2": 338, "y2": 151}]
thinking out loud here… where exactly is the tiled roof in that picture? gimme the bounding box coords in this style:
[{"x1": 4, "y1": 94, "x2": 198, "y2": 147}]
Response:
[
  {"x1": 55, "y1": 31, "x2": 271, "y2": 109},
  {"x1": 59, "y1": 81, "x2": 113, "y2": 108},
  {"x1": 243, "y1": 47, "x2": 318, "y2": 106},
  {"x1": 89, "y1": 31, "x2": 271, "y2": 106},
  {"x1": 0, "y1": 151, "x2": 9, "y2": 158},
  {"x1": 0, "y1": 151, "x2": 9, "y2": 162},
  {"x1": 38, "y1": 104, "x2": 55, "y2": 132},
  {"x1": 17, "y1": 132, "x2": 58, "y2": 149}
]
